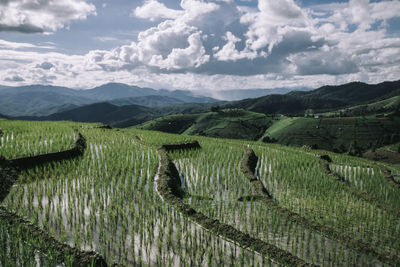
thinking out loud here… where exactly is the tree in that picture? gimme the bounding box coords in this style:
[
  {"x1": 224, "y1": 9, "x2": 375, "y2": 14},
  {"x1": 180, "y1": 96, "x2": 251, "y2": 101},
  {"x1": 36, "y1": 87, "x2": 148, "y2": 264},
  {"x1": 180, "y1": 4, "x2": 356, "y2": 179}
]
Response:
[
  {"x1": 311, "y1": 144, "x2": 319, "y2": 149},
  {"x1": 262, "y1": 136, "x2": 276, "y2": 143},
  {"x1": 304, "y1": 109, "x2": 314, "y2": 117},
  {"x1": 211, "y1": 106, "x2": 220, "y2": 112},
  {"x1": 348, "y1": 140, "x2": 362, "y2": 157},
  {"x1": 390, "y1": 133, "x2": 400, "y2": 144}
]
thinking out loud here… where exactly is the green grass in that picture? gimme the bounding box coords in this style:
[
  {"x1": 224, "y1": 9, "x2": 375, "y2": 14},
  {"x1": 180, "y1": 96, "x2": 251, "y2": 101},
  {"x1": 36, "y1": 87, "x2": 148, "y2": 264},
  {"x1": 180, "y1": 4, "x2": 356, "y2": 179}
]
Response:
[
  {"x1": 0, "y1": 119, "x2": 84, "y2": 159},
  {"x1": 137, "y1": 109, "x2": 400, "y2": 157},
  {"x1": 261, "y1": 116, "x2": 297, "y2": 138},
  {"x1": 318, "y1": 95, "x2": 400, "y2": 117},
  {"x1": 138, "y1": 109, "x2": 276, "y2": 141},
  {"x1": 376, "y1": 142, "x2": 400, "y2": 153},
  {"x1": 261, "y1": 116, "x2": 400, "y2": 153},
  {"x1": 136, "y1": 113, "x2": 199, "y2": 134}
]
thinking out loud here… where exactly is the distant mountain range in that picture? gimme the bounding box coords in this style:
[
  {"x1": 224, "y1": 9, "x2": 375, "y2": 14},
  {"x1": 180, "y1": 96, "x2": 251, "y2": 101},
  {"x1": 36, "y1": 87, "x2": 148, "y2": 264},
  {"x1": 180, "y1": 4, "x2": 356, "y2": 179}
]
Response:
[
  {"x1": 108, "y1": 95, "x2": 184, "y2": 107},
  {"x1": 0, "y1": 83, "x2": 217, "y2": 117},
  {"x1": 204, "y1": 87, "x2": 311, "y2": 101},
  {"x1": 0, "y1": 82, "x2": 314, "y2": 117}
]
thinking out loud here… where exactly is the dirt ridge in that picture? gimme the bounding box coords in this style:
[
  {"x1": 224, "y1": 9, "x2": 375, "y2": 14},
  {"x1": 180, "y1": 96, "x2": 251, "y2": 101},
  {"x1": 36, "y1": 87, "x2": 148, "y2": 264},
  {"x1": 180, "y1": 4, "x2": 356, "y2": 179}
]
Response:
[
  {"x1": 8, "y1": 130, "x2": 86, "y2": 169},
  {"x1": 240, "y1": 148, "x2": 273, "y2": 198},
  {"x1": 156, "y1": 143, "x2": 314, "y2": 267},
  {"x1": 319, "y1": 155, "x2": 400, "y2": 218},
  {"x1": 0, "y1": 131, "x2": 111, "y2": 266},
  {"x1": 239, "y1": 149, "x2": 400, "y2": 266},
  {"x1": 382, "y1": 167, "x2": 400, "y2": 190}
]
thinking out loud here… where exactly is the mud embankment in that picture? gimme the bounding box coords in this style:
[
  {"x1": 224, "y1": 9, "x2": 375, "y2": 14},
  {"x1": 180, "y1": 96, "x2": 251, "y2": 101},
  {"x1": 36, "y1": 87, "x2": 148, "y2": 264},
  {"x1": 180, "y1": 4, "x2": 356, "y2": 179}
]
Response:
[
  {"x1": 8, "y1": 131, "x2": 86, "y2": 169},
  {"x1": 0, "y1": 161, "x2": 19, "y2": 202},
  {"x1": 0, "y1": 131, "x2": 86, "y2": 202},
  {"x1": 156, "y1": 143, "x2": 313, "y2": 267},
  {"x1": 382, "y1": 167, "x2": 400, "y2": 190},
  {"x1": 240, "y1": 149, "x2": 400, "y2": 266},
  {"x1": 0, "y1": 131, "x2": 111, "y2": 266},
  {"x1": 160, "y1": 140, "x2": 201, "y2": 152},
  {"x1": 240, "y1": 148, "x2": 273, "y2": 198}
]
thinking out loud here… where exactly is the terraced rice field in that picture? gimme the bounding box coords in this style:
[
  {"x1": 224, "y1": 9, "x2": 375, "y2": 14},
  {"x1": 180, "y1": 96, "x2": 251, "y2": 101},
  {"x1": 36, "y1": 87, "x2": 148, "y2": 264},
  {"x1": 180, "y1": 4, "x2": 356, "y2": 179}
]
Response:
[{"x1": 1, "y1": 119, "x2": 399, "y2": 266}]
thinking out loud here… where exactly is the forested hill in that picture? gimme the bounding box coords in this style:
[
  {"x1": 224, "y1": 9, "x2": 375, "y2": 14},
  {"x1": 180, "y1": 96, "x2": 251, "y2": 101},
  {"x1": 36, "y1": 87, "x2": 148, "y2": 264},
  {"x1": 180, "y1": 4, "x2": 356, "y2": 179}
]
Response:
[{"x1": 225, "y1": 80, "x2": 400, "y2": 115}]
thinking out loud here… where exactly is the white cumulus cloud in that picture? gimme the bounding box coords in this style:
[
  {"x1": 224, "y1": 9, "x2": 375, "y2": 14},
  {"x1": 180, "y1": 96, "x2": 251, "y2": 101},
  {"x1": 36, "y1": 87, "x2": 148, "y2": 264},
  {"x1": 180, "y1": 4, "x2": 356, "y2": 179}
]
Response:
[
  {"x1": 133, "y1": 0, "x2": 184, "y2": 21},
  {"x1": 0, "y1": 0, "x2": 96, "y2": 33}
]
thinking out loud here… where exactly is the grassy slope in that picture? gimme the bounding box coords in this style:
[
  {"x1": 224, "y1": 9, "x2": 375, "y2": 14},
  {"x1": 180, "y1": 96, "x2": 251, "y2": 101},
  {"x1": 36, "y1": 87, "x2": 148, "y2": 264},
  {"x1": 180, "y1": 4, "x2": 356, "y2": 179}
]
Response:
[
  {"x1": 362, "y1": 142, "x2": 400, "y2": 165},
  {"x1": 137, "y1": 109, "x2": 276, "y2": 140},
  {"x1": 226, "y1": 80, "x2": 400, "y2": 115},
  {"x1": 318, "y1": 95, "x2": 400, "y2": 117},
  {"x1": 262, "y1": 115, "x2": 400, "y2": 153},
  {"x1": 184, "y1": 109, "x2": 274, "y2": 140},
  {"x1": 137, "y1": 114, "x2": 199, "y2": 134},
  {"x1": 137, "y1": 106, "x2": 400, "y2": 157}
]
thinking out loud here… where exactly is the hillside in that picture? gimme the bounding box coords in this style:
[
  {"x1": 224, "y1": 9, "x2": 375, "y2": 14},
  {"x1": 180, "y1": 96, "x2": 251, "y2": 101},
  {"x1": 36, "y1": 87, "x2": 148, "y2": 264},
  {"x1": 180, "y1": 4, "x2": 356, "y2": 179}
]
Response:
[
  {"x1": 39, "y1": 102, "x2": 156, "y2": 125},
  {"x1": 140, "y1": 107, "x2": 400, "y2": 157},
  {"x1": 2, "y1": 80, "x2": 398, "y2": 119},
  {"x1": 21, "y1": 101, "x2": 219, "y2": 127},
  {"x1": 226, "y1": 80, "x2": 400, "y2": 115},
  {"x1": 137, "y1": 114, "x2": 199, "y2": 134},
  {"x1": 137, "y1": 109, "x2": 277, "y2": 140},
  {"x1": 204, "y1": 87, "x2": 311, "y2": 101},
  {"x1": 363, "y1": 142, "x2": 400, "y2": 165},
  {"x1": 289, "y1": 81, "x2": 400, "y2": 103},
  {"x1": 318, "y1": 95, "x2": 400, "y2": 117},
  {"x1": 0, "y1": 85, "x2": 94, "y2": 116},
  {"x1": 261, "y1": 115, "x2": 400, "y2": 154},
  {"x1": 79, "y1": 83, "x2": 157, "y2": 100}
]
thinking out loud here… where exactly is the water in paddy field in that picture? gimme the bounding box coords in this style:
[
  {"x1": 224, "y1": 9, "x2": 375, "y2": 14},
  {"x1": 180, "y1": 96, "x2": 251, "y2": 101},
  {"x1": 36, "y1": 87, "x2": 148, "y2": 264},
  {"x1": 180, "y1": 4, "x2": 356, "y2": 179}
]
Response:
[
  {"x1": 2, "y1": 122, "x2": 399, "y2": 266},
  {"x1": 3, "y1": 139, "x2": 268, "y2": 266}
]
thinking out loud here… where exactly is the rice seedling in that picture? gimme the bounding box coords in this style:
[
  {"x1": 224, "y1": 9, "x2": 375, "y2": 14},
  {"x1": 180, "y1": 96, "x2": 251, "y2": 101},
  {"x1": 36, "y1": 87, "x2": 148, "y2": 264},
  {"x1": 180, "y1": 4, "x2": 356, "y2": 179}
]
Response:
[{"x1": 1, "y1": 119, "x2": 399, "y2": 266}]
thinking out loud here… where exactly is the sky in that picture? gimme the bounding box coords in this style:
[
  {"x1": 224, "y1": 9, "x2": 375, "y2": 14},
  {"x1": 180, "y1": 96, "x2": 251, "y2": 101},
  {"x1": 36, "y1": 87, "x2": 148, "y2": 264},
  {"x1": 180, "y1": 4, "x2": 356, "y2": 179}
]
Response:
[{"x1": 0, "y1": 0, "x2": 399, "y2": 91}]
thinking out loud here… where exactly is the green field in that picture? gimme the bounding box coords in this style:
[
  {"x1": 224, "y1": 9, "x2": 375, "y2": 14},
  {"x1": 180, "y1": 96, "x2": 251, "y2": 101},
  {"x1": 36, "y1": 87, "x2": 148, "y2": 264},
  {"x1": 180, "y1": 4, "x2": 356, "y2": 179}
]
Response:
[
  {"x1": 261, "y1": 115, "x2": 400, "y2": 154},
  {"x1": 138, "y1": 109, "x2": 276, "y2": 140},
  {"x1": 317, "y1": 95, "x2": 400, "y2": 117},
  {"x1": 1, "y1": 119, "x2": 400, "y2": 266},
  {"x1": 138, "y1": 108, "x2": 400, "y2": 158}
]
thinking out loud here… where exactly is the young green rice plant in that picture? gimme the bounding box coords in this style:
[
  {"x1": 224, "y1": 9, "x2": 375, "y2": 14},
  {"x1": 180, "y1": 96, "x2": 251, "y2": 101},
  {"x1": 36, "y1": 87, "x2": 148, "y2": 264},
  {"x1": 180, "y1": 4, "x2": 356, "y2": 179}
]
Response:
[
  {"x1": 3, "y1": 122, "x2": 264, "y2": 266},
  {"x1": 0, "y1": 120, "x2": 78, "y2": 159},
  {"x1": 171, "y1": 138, "x2": 380, "y2": 266},
  {"x1": 0, "y1": 216, "x2": 64, "y2": 267},
  {"x1": 253, "y1": 144, "x2": 400, "y2": 260},
  {"x1": 330, "y1": 162, "x2": 400, "y2": 209},
  {"x1": 3, "y1": 119, "x2": 399, "y2": 265}
]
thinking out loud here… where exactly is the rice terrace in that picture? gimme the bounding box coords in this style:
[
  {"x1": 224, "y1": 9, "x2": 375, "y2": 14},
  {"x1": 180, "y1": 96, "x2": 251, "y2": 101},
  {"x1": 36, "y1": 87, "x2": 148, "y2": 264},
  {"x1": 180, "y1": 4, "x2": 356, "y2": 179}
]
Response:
[
  {"x1": 1, "y1": 0, "x2": 400, "y2": 266},
  {"x1": 0, "y1": 118, "x2": 399, "y2": 266}
]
